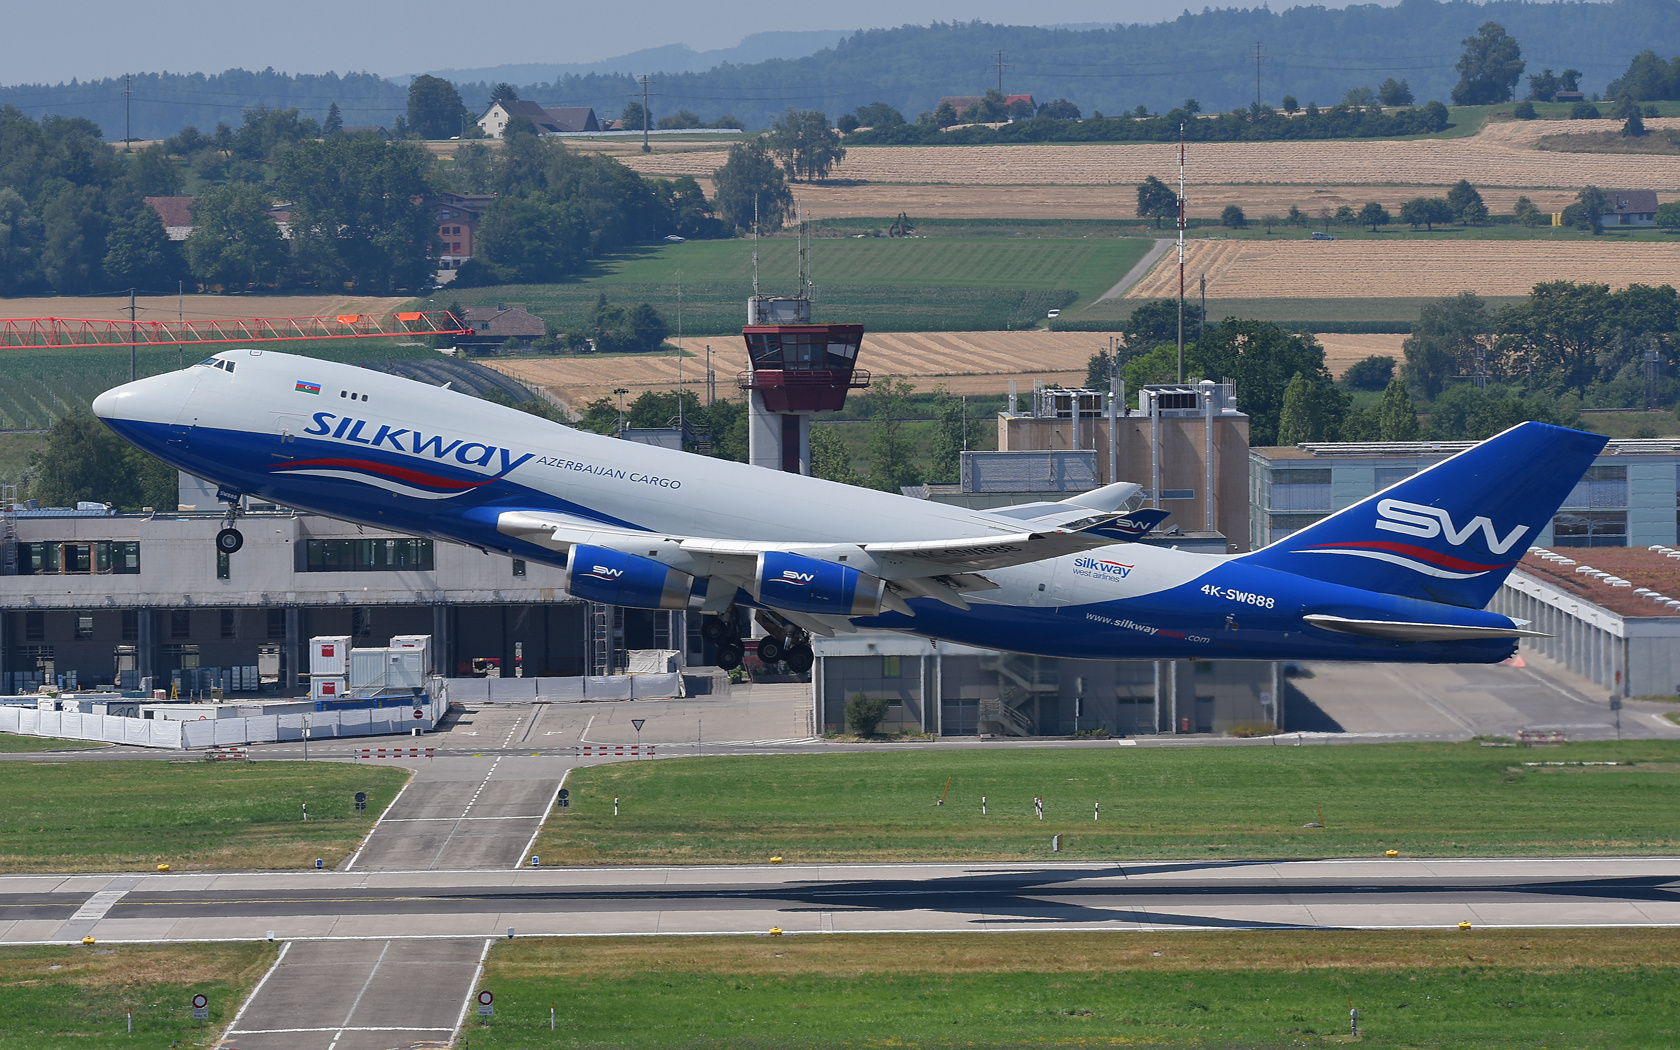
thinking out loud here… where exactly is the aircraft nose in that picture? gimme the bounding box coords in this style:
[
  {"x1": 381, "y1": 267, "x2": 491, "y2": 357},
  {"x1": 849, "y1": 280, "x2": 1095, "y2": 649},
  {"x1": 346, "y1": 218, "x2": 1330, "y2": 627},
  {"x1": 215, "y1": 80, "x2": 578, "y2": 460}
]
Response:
[{"x1": 92, "y1": 370, "x2": 198, "y2": 426}]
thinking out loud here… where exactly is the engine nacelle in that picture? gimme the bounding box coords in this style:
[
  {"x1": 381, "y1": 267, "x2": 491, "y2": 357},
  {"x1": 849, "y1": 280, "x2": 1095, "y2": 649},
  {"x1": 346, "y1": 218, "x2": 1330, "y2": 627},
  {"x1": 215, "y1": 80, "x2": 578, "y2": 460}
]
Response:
[
  {"x1": 755, "y1": 551, "x2": 888, "y2": 616},
  {"x1": 566, "y1": 544, "x2": 695, "y2": 610}
]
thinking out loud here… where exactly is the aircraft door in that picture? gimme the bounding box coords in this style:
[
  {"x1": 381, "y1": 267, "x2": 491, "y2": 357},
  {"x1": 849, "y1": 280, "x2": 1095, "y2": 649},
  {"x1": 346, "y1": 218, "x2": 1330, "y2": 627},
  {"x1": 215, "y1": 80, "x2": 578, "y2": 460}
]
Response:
[{"x1": 272, "y1": 414, "x2": 309, "y2": 458}]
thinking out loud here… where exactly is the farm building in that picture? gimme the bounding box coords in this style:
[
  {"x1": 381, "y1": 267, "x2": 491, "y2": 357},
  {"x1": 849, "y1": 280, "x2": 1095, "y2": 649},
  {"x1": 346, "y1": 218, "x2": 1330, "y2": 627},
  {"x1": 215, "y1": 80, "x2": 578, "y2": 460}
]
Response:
[
  {"x1": 477, "y1": 100, "x2": 601, "y2": 138},
  {"x1": 144, "y1": 196, "x2": 194, "y2": 241},
  {"x1": 1605, "y1": 189, "x2": 1659, "y2": 226},
  {"x1": 456, "y1": 304, "x2": 546, "y2": 352}
]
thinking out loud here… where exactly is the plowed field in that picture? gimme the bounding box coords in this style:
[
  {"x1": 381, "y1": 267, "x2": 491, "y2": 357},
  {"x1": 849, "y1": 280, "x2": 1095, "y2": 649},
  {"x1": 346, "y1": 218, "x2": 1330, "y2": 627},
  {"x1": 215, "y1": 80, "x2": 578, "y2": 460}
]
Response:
[
  {"x1": 1126, "y1": 239, "x2": 1680, "y2": 300},
  {"x1": 490, "y1": 331, "x2": 1106, "y2": 409}
]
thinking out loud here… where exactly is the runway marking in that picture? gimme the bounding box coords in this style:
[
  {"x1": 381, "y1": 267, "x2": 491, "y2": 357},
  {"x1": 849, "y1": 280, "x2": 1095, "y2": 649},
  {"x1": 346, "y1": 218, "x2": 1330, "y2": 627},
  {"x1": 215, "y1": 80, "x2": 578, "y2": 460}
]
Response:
[
  {"x1": 223, "y1": 939, "x2": 291, "y2": 1039},
  {"x1": 459, "y1": 757, "x2": 503, "y2": 818},
  {"x1": 230, "y1": 1027, "x2": 454, "y2": 1034},
  {"x1": 499, "y1": 717, "x2": 524, "y2": 750},
  {"x1": 380, "y1": 815, "x2": 546, "y2": 822},
  {"x1": 341, "y1": 776, "x2": 414, "y2": 872},
  {"x1": 326, "y1": 938, "x2": 390, "y2": 1050},
  {"x1": 513, "y1": 767, "x2": 569, "y2": 871},
  {"x1": 52, "y1": 876, "x2": 139, "y2": 941},
  {"x1": 452, "y1": 939, "x2": 494, "y2": 1042}
]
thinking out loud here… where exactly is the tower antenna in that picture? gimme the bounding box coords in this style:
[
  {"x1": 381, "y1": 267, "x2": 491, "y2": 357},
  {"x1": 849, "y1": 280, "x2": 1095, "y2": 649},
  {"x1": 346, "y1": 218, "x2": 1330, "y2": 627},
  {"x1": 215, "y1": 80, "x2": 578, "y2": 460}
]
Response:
[
  {"x1": 752, "y1": 196, "x2": 760, "y2": 296},
  {"x1": 676, "y1": 268, "x2": 683, "y2": 438},
  {"x1": 1176, "y1": 122, "x2": 1186, "y2": 383},
  {"x1": 639, "y1": 74, "x2": 652, "y2": 153}
]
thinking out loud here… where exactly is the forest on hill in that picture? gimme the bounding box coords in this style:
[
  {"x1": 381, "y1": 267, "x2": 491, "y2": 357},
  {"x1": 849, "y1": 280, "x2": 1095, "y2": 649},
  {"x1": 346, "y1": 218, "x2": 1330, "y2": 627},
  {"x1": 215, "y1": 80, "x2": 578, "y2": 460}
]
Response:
[{"x1": 5, "y1": 0, "x2": 1680, "y2": 139}]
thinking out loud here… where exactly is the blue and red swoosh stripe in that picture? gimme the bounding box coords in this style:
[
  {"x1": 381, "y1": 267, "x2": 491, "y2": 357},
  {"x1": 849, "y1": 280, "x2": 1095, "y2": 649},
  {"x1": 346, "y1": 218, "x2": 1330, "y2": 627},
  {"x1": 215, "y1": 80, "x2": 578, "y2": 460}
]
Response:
[
  {"x1": 270, "y1": 457, "x2": 495, "y2": 494},
  {"x1": 1300, "y1": 539, "x2": 1514, "y2": 576}
]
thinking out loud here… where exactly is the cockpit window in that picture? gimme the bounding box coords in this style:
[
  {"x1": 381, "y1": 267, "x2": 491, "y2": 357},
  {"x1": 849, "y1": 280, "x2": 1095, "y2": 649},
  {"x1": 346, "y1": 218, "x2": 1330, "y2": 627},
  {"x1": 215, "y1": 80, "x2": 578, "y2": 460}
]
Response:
[
  {"x1": 196, "y1": 358, "x2": 218, "y2": 367},
  {"x1": 198, "y1": 357, "x2": 236, "y2": 373}
]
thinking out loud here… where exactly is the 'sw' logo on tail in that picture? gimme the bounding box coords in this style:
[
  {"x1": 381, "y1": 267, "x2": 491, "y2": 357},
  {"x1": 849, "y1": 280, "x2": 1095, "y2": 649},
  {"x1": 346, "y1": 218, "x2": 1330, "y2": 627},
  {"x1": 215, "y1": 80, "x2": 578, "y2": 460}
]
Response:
[{"x1": 1375, "y1": 498, "x2": 1529, "y2": 554}]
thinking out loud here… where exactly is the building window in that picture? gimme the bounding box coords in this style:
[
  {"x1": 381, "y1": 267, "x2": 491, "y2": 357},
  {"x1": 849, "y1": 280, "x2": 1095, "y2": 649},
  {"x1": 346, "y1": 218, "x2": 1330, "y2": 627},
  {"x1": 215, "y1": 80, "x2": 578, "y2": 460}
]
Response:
[
  {"x1": 24, "y1": 611, "x2": 43, "y2": 642},
  {"x1": 1267, "y1": 468, "x2": 1333, "y2": 512},
  {"x1": 1374, "y1": 466, "x2": 1416, "y2": 490},
  {"x1": 302, "y1": 538, "x2": 434, "y2": 572},
  {"x1": 353, "y1": 607, "x2": 374, "y2": 638},
  {"x1": 170, "y1": 610, "x2": 191, "y2": 640},
  {"x1": 217, "y1": 550, "x2": 231, "y2": 580},
  {"x1": 1552, "y1": 511, "x2": 1627, "y2": 547},
  {"x1": 266, "y1": 609, "x2": 287, "y2": 639},
  {"x1": 17, "y1": 541, "x2": 139, "y2": 575},
  {"x1": 121, "y1": 610, "x2": 139, "y2": 642},
  {"x1": 512, "y1": 558, "x2": 527, "y2": 577},
  {"x1": 75, "y1": 614, "x2": 93, "y2": 639},
  {"x1": 1560, "y1": 465, "x2": 1628, "y2": 510},
  {"x1": 1267, "y1": 512, "x2": 1328, "y2": 545},
  {"x1": 221, "y1": 610, "x2": 237, "y2": 639}
]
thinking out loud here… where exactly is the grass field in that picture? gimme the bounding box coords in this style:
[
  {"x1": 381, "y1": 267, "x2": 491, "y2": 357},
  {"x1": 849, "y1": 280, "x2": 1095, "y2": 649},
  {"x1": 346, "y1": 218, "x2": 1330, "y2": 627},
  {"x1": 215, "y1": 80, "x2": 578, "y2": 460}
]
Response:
[
  {"x1": 529, "y1": 742, "x2": 1680, "y2": 865},
  {"x1": 444, "y1": 236, "x2": 1151, "y2": 337},
  {"x1": 0, "y1": 733, "x2": 108, "y2": 753},
  {"x1": 0, "y1": 942, "x2": 273, "y2": 1050},
  {"x1": 471, "y1": 930, "x2": 1680, "y2": 1049},
  {"x1": 0, "y1": 760, "x2": 409, "y2": 872}
]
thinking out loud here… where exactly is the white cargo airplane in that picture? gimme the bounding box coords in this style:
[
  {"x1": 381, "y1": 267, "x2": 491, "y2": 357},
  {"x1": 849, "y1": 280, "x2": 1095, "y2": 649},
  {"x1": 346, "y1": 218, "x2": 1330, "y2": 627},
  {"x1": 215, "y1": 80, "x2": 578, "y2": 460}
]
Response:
[{"x1": 93, "y1": 349, "x2": 1604, "y2": 672}]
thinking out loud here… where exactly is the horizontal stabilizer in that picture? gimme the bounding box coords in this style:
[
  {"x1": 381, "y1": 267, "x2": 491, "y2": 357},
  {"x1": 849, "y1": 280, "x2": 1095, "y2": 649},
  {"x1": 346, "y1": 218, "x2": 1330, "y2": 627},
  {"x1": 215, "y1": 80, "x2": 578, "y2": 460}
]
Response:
[{"x1": 1302, "y1": 614, "x2": 1548, "y2": 642}]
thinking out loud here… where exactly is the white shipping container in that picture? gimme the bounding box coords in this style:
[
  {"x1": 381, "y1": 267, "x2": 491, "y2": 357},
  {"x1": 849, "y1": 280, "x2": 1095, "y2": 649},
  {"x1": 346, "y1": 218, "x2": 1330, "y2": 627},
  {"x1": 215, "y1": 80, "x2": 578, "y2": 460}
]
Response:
[
  {"x1": 309, "y1": 676, "x2": 347, "y2": 700},
  {"x1": 309, "y1": 636, "x2": 353, "y2": 676}
]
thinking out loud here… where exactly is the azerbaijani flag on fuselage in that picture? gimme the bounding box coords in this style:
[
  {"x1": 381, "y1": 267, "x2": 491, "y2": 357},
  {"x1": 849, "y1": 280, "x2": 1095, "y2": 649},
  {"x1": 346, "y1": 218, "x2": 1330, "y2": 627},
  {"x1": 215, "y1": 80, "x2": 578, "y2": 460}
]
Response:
[{"x1": 296, "y1": 380, "x2": 321, "y2": 394}]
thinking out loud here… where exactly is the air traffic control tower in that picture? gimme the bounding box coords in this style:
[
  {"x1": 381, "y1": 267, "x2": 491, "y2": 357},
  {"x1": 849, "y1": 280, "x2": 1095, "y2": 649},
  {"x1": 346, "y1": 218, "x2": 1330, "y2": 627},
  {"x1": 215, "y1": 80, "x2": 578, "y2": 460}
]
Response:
[{"x1": 738, "y1": 295, "x2": 868, "y2": 473}]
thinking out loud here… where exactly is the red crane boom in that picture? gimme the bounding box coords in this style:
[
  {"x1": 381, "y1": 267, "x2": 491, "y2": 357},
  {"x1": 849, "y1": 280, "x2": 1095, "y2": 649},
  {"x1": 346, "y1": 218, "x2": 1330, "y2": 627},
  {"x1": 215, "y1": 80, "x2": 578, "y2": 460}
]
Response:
[{"x1": 0, "y1": 310, "x2": 468, "y2": 350}]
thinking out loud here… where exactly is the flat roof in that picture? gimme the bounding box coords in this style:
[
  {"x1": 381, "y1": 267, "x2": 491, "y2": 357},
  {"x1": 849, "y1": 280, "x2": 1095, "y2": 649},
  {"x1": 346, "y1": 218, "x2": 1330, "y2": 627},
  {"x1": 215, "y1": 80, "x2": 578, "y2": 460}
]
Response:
[{"x1": 1518, "y1": 546, "x2": 1680, "y2": 618}]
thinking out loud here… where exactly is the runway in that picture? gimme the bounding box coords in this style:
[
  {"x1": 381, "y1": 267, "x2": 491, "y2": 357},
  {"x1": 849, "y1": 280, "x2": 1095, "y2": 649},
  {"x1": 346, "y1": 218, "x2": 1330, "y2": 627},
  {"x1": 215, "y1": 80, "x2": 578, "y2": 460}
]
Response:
[{"x1": 6, "y1": 857, "x2": 1678, "y2": 947}]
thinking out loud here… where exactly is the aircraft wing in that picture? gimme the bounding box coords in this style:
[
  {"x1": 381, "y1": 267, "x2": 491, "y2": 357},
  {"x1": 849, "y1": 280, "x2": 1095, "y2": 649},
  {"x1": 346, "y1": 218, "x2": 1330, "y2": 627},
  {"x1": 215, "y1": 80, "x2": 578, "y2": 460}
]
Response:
[{"x1": 495, "y1": 506, "x2": 1167, "y2": 615}]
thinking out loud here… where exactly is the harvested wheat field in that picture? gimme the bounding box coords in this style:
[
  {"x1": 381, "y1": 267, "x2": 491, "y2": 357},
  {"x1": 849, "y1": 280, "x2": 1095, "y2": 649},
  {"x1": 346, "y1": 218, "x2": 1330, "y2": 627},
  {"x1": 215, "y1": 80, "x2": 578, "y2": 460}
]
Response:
[
  {"x1": 0, "y1": 293, "x2": 411, "y2": 324},
  {"x1": 491, "y1": 331, "x2": 1105, "y2": 409},
  {"x1": 1127, "y1": 239, "x2": 1680, "y2": 299},
  {"x1": 621, "y1": 119, "x2": 1680, "y2": 194},
  {"x1": 1315, "y1": 333, "x2": 1408, "y2": 379}
]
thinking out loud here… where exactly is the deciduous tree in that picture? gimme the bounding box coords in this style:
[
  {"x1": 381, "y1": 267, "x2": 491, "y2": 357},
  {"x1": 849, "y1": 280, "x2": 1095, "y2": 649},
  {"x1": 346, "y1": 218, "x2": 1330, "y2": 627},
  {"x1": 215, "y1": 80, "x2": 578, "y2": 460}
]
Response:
[
  {"x1": 407, "y1": 75, "x2": 469, "y2": 139},
  {"x1": 711, "y1": 140, "x2": 791, "y2": 230},
  {"x1": 1452, "y1": 22, "x2": 1525, "y2": 105},
  {"x1": 183, "y1": 182, "x2": 287, "y2": 287},
  {"x1": 766, "y1": 109, "x2": 846, "y2": 181},
  {"x1": 1403, "y1": 291, "x2": 1490, "y2": 399},
  {"x1": 1136, "y1": 175, "x2": 1176, "y2": 228}
]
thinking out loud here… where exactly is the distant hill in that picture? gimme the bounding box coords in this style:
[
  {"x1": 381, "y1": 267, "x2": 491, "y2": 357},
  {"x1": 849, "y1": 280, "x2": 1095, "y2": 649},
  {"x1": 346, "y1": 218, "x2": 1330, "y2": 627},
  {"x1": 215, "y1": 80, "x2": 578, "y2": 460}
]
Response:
[
  {"x1": 5, "y1": 2, "x2": 1680, "y2": 140},
  {"x1": 415, "y1": 30, "x2": 849, "y2": 86}
]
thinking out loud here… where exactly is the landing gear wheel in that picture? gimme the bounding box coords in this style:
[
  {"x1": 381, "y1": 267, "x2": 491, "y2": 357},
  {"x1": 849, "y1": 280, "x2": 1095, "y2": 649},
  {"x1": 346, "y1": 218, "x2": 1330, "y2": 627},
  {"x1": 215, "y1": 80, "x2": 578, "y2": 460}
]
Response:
[
  {"x1": 785, "y1": 644, "x2": 814, "y2": 675},
  {"x1": 215, "y1": 528, "x2": 244, "y2": 554},
  {"x1": 701, "y1": 616, "x2": 730, "y2": 642},
  {"x1": 757, "y1": 636, "x2": 784, "y2": 664},
  {"x1": 716, "y1": 644, "x2": 744, "y2": 671}
]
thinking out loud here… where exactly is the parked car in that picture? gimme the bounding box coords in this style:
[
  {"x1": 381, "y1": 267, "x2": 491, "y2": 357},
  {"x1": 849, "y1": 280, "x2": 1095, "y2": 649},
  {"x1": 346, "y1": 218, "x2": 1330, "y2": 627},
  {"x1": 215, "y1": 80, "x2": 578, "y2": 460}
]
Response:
[
  {"x1": 1046, "y1": 309, "x2": 1062, "y2": 318},
  {"x1": 1310, "y1": 231, "x2": 1336, "y2": 240}
]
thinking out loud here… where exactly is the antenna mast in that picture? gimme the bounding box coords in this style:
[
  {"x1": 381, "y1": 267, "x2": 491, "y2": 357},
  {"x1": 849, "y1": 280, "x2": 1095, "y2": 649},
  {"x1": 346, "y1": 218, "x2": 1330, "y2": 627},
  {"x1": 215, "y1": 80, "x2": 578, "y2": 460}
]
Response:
[
  {"x1": 1176, "y1": 122, "x2": 1186, "y2": 383},
  {"x1": 676, "y1": 269, "x2": 683, "y2": 437},
  {"x1": 751, "y1": 196, "x2": 759, "y2": 296}
]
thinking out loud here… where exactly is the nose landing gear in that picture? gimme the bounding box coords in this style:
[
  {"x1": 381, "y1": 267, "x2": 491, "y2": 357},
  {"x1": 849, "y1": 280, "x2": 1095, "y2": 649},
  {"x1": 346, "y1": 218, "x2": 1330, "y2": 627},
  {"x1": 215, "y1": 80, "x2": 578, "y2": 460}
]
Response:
[{"x1": 215, "y1": 487, "x2": 245, "y2": 554}]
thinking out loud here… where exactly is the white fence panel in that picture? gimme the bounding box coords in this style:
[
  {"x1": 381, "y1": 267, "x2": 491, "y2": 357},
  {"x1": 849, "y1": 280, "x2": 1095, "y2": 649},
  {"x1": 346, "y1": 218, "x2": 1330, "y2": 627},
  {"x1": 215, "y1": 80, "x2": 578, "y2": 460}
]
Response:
[
  {"x1": 125, "y1": 717, "x2": 154, "y2": 746},
  {"x1": 487, "y1": 677, "x2": 537, "y2": 701},
  {"x1": 584, "y1": 676, "x2": 632, "y2": 700},
  {"x1": 535, "y1": 677, "x2": 585, "y2": 702},
  {"x1": 181, "y1": 720, "x2": 215, "y2": 748},
  {"x1": 56, "y1": 711, "x2": 83, "y2": 738},
  {"x1": 149, "y1": 719, "x2": 183, "y2": 748},
  {"x1": 631, "y1": 673, "x2": 681, "y2": 700},
  {"x1": 0, "y1": 707, "x2": 17, "y2": 733},
  {"x1": 35, "y1": 711, "x2": 62, "y2": 737},
  {"x1": 213, "y1": 718, "x2": 248, "y2": 746},
  {"x1": 245, "y1": 715, "x2": 279, "y2": 743},
  {"x1": 75, "y1": 713, "x2": 104, "y2": 741},
  {"x1": 445, "y1": 678, "x2": 490, "y2": 704},
  {"x1": 19, "y1": 710, "x2": 38, "y2": 735},
  {"x1": 338, "y1": 709, "x2": 371, "y2": 737}
]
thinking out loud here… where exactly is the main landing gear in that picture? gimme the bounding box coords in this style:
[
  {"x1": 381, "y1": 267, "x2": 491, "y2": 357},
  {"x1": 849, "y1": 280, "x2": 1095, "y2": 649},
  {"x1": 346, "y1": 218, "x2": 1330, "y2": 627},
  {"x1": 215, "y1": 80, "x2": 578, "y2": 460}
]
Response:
[
  {"x1": 703, "y1": 609, "x2": 814, "y2": 674},
  {"x1": 215, "y1": 488, "x2": 245, "y2": 554}
]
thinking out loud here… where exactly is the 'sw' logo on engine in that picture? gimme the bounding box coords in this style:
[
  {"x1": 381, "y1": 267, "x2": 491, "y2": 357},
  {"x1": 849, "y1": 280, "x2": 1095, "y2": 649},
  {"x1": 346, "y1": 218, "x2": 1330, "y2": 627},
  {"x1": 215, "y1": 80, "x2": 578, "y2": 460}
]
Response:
[{"x1": 1375, "y1": 499, "x2": 1529, "y2": 554}]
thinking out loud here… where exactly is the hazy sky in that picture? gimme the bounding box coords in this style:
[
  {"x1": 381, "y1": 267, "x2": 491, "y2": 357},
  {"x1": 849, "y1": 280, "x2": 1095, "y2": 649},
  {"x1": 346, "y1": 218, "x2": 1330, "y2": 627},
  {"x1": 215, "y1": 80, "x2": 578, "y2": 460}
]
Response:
[{"x1": 3, "y1": 0, "x2": 1401, "y2": 84}]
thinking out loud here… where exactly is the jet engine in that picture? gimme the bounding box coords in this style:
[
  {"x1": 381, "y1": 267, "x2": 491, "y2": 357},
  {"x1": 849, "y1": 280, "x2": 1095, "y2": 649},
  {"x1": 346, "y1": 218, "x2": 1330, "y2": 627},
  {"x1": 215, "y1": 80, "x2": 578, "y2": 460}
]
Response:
[
  {"x1": 565, "y1": 544, "x2": 696, "y2": 610},
  {"x1": 754, "y1": 551, "x2": 890, "y2": 616}
]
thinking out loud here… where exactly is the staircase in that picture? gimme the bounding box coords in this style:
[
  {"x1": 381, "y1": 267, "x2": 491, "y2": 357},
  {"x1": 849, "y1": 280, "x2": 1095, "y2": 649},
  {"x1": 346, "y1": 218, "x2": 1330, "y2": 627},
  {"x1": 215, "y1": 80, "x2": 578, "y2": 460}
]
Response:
[{"x1": 978, "y1": 653, "x2": 1057, "y2": 736}]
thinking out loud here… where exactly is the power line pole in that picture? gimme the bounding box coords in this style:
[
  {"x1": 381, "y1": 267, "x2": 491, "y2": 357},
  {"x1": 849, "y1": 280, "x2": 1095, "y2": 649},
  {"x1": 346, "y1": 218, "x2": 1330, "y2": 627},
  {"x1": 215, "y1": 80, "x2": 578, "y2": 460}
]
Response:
[
  {"x1": 124, "y1": 74, "x2": 132, "y2": 151},
  {"x1": 1176, "y1": 123, "x2": 1186, "y2": 384},
  {"x1": 639, "y1": 75, "x2": 651, "y2": 153},
  {"x1": 994, "y1": 51, "x2": 1008, "y2": 94},
  {"x1": 128, "y1": 288, "x2": 137, "y2": 381},
  {"x1": 1253, "y1": 43, "x2": 1266, "y2": 105}
]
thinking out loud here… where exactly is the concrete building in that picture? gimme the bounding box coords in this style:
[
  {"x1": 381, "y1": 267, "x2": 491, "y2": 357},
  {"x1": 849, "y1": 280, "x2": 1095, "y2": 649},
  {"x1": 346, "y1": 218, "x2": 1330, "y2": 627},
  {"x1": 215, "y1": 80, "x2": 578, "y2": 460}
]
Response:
[
  {"x1": 0, "y1": 502, "x2": 697, "y2": 695},
  {"x1": 1249, "y1": 438, "x2": 1680, "y2": 551},
  {"x1": 813, "y1": 633, "x2": 1281, "y2": 737},
  {"x1": 1495, "y1": 544, "x2": 1680, "y2": 698},
  {"x1": 995, "y1": 382, "x2": 1251, "y2": 550}
]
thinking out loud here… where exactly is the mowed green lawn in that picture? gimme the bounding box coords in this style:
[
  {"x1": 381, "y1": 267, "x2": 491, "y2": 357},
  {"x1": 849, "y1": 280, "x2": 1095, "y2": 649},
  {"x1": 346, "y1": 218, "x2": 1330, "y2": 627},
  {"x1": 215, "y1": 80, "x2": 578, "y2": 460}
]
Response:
[
  {"x1": 0, "y1": 760, "x2": 409, "y2": 872},
  {"x1": 532, "y1": 741, "x2": 1680, "y2": 864},
  {"x1": 472, "y1": 930, "x2": 1680, "y2": 1049},
  {"x1": 443, "y1": 236, "x2": 1152, "y2": 335},
  {"x1": 0, "y1": 943, "x2": 272, "y2": 1050},
  {"x1": 0, "y1": 734, "x2": 107, "y2": 753}
]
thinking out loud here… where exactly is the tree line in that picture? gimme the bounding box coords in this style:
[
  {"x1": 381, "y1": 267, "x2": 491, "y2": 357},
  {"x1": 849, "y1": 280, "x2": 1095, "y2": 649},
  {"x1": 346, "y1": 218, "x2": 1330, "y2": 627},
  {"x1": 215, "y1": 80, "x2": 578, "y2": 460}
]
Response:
[{"x1": 0, "y1": 103, "x2": 732, "y2": 296}]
